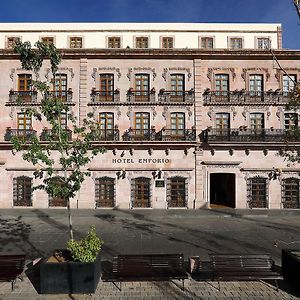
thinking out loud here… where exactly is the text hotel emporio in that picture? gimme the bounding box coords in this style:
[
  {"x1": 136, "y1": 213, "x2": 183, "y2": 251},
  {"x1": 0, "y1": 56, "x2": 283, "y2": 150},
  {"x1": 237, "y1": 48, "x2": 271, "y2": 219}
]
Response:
[{"x1": 112, "y1": 158, "x2": 171, "y2": 164}]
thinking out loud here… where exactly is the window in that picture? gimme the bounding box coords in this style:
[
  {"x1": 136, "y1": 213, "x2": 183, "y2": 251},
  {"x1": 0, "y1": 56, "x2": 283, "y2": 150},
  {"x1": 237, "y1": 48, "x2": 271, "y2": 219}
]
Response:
[
  {"x1": 13, "y1": 176, "x2": 32, "y2": 206},
  {"x1": 282, "y1": 178, "x2": 300, "y2": 209},
  {"x1": 162, "y1": 37, "x2": 174, "y2": 49},
  {"x1": 108, "y1": 37, "x2": 121, "y2": 48},
  {"x1": 53, "y1": 73, "x2": 67, "y2": 101},
  {"x1": 134, "y1": 112, "x2": 150, "y2": 139},
  {"x1": 99, "y1": 74, "x2": 114, "y2": 101},
  {"x1": 215, "y1": 74, "x2": 229, "y2": 100},
  {"x1": 171, "y1": 112, "x2": 185, "y2": 139},
  {"x1": 215, "y1": 113, "x2": 230, "y2": 137},
  {"x1": 247, "y1": 177, "x2": 268, "y2": 208},
  {"x1": 17, "y1": 113, "x2": 32, "y2": 131},
  {"x1": 18, "y1": 74, "x2": 32, "y2": 102},
  {"x1": 284, "y1": 113, "x2": 298, "y2": 130},
  {"x1": 283, "y1": 75, "x2": 296, "y2": 96},
  {"x1": 41, "y1": 37, "x2": 54, "y2": 45},
  {"x1": 249, "y1": 74, "x2": 263, "y2": 98},
  {"x1": 49, "y1": 177, "x2": 67, "y2": 207},
  {"x1": 250, "y1": 113, "x2": 264, "y2": 130},
  {"x1": 136, "y1": 37, "x2": 148, "y2": 48},
  {"x1": 7, "y1": 37, "x2": 20, "y2": 49},
  {"x1": 135, "y1": 74, "x2": 150, "y2": 101},
  {"x1": 170, "y1": 74, "x2": 185, "y2": 101},
  {"x1": 99, "y1": 112, "x2": 114, "y2": 140},
  {"x1": 95, "y1": 177, "x2": 115, "y2": 207},
  {"x1": 70, "y1": 37, "x2": 82, "y2": 48},
  {"x1": 167, "y1": 177, "x2": 187, "y2": 208},
  {"x1": 257, "y1": 38, "x2": 270, "y2": 49},
  {"x1": 229, "y1": 37, "x2": 243, "y2": 49},
  {"x1": 201, "y1": 37, "x2": 214, "y2": 49},
  {"x1": 132, "y1": 177, "x2": 151, "y2": 208},
  {"x1": 60, "y1": 112, "x2": 68, "y2": 130}
]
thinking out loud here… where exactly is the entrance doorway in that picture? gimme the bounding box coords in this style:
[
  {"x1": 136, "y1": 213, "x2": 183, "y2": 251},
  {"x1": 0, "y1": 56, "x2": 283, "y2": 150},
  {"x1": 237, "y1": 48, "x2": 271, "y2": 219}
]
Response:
[{"x1": 210, "y1": 173, "x2": 236, "y2": 208}]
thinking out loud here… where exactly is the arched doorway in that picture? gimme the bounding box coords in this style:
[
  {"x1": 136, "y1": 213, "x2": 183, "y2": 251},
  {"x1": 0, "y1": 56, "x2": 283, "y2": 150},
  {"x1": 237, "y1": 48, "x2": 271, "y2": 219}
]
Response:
[{"x1": 210, "y1": 173, "x2": 236, "y2": 208}]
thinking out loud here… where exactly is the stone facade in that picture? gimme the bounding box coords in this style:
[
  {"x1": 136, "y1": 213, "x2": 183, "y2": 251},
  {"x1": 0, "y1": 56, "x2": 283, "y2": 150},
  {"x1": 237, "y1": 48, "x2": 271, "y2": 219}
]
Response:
[{"x1": 0, "y1": 23, "x2": 299, "y2": 209}]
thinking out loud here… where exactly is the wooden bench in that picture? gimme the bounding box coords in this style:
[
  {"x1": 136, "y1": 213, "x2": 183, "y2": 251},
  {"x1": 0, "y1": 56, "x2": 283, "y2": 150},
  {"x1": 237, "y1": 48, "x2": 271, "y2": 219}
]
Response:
[
  {"x1": 102, "y1": 254, "x2": 188, "y2": 290},
  {"x1": 209, "y1": 254, "x2": 283, "y2": 290},
  {"x1": 0, "y1": 254, "x2": 26, "y2": 290}
]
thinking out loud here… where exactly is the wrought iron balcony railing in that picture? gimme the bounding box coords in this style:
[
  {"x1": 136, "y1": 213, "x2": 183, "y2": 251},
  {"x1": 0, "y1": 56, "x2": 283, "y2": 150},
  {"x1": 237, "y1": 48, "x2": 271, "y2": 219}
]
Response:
[
  {"x1": 203, "y1": 90, "x2": 290, "y2": 105},
  {"x1": 200, "y1": 128, "x2": 300, "y2": 143},
  {"x1": 158, "y1": 89, "x2": 194, "y2": 103},
  {"x1": 90, "y1": 129, "x2": 120, "y2": 141},
  {"x1": 5, "y1": 128, "x2": 37, "y2": 141},
  {"x1": 44, "y1": 90, "x2": 73, "y2": 103},
  {"x1": 122, "y1": 128, "x2": 157, "y2": 141},
  {"x1": 90, "y1": 90, "x2": 120, "y2": 103},
  {"x1": 126, "y1": 90, "x2": 155, "y2": 102},
  {"x1": 40, "y1": 128, "x2": 72, "y2": 141},
  {"x1": 9, "y1": 90, "x2": 38, "y2": 103},
  {"x1": 156, "y1": 128, "x2": 196, "y2": 141}
]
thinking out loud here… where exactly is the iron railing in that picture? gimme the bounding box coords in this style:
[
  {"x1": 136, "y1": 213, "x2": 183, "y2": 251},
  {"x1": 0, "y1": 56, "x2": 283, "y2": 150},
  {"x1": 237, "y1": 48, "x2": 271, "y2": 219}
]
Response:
[
  {"x1": 157, "y1": 128, "x2": 196, "y2": 141},
  {"x1": 90, "y1": 129, "x2": 120, "y2": 141},
  {"x1": 126, "y1": 90, "x2": 155, "y2": 102},
  {"x1": 5, "y1": 128, "x2": 37, "y2": 141},
  {"x1": 200, "y1": 128, "x2": 300, "y2": 143},
  {"x1": 158, "y1": 90, "x2": 194, "y2": 103},
  {"x1": 9, "y1": 91, "x2": 38, "y2": 103},
  {"x1": 40, "y1": 129, "x2": 72, "y2": 141},
  {"x1": 122, "y1": 128, "x2": 157, "y2": 141},
  {"x1": 44, "y1": 90, "x2": 73, "y2": 103},
  {"x1": 90, "y1": 90, "x2": 120, "y2": 102}
]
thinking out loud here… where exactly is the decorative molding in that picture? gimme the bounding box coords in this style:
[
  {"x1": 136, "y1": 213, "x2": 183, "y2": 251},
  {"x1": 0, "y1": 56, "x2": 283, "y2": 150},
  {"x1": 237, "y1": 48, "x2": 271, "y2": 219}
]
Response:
[
  {"x1": 9, "y1": 68, "x2": 15, "y2": 81},
  {"x1": 168, "y1": 67, "x2": 192, "y2": 81},
  {"x1": 162, "y1": 68, "x2": 168, "y2": 81},
  {"x1": 92, "y1": 67, "x2": 121, "y2": 81},
  {"x1": 208, "y1": 106, "x2": 214, "y2": 120},
  {"x1": 126, "y1": 106, "x2": 132, "y2": 120},
  {"x1": 133, "y1": 67, "x2": 156, "y2": 80},
  {"x1": 207, "y1": 68, "x2": 236, "y2": 81},
  {"x1": 116, "y1": 107, "x2": 121, "y2": 120},
  {"x1": 275, "y1": 68, "x2": 300, "y2": 82},
  {"x1": 162, "y1": 106, "x2": 168, "y2": 120},
  {"x1": 127, "y1": 68, "x2": 133, "y2": 81},
  {"x1": 45, "y1": 67, "x2": 74, "y2": 80},
  {"x1": 231, "y1": 106, "x2": 237, "y2": 120},
  {"x1": 241, "y1": 68, "x2": 270, "y2": 81},
  {"x1": 186, "y1": 107, "x2": 192, "y2": 120},
  {"x1": 151, "y1": 106, "x2": 157, "y2": 120},
  {"x1": 276, "y1": 107, "x2": 283, "y2": 121},
  {"x1": 266, "y1": 108, "x2": 271, "y2": 121},
  {"x1": 242, "y1": 107, "x2": 248, "y2": 121}
]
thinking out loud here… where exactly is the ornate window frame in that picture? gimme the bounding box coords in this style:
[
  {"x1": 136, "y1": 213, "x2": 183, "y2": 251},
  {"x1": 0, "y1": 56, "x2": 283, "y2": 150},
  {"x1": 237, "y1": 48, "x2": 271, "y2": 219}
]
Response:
[{"x1": 207, "y1": 68, "x2": 236, "y2": 90}]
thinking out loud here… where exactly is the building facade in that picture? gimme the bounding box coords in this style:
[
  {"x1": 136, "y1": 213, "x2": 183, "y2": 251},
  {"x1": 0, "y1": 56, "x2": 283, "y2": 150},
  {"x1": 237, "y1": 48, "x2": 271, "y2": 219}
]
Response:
[{"x1": 0, "y1": 23, "x2": 299, "y2": 209}]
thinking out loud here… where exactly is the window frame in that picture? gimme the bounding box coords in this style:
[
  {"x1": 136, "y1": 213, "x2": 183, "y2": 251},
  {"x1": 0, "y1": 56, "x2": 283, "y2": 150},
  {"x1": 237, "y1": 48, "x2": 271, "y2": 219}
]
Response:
[
  {"x1": 13, "y1": 176, "x2": 32, "y2": 207},
  {"x1": 228, "y1": 37, "x2": 244, "y2": 49},
  {"x1": 161, "y1": 36, "x2": 174, "y2": 49},
  {"x1": 282, "y1": 178, "x2": 300, "y2": 209},
  {"x1": 95, "y1": 177, "x2": 115, "y2": 208},
  {"x1": 200, "y1": 36, "x2": 214, "y2": 49},
  {"x1": 247, "y1": 177, "x2": 268, "y2": 208},
  {"x1": 107, "y1": 36, "x2": 122, "y2": 48},
  {"x1": 69, "y1": 36, "x2": 83, "y2": 48},
  {"x1": 135, "y1": 36, "x2": 149, "y2": 49}
]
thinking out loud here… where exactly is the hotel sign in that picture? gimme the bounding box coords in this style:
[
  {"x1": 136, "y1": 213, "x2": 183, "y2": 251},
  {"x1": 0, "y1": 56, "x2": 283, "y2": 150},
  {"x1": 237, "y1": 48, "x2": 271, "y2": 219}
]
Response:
[{"x1": 112, "y1": 158, "x2": 171, "y2": 164}]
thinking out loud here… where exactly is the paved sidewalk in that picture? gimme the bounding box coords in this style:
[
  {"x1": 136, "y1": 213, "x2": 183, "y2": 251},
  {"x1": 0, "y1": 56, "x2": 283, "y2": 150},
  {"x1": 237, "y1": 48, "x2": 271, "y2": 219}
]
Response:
[{"x1": 0, "y1": 208, "x2": 299, "y2": 299}]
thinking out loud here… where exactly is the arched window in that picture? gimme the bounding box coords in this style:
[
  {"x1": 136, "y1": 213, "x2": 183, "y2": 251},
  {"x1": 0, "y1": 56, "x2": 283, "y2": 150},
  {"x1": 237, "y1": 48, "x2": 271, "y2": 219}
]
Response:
[{"x1": 13, "y1": 176, "x2": 32, "y2": 206}]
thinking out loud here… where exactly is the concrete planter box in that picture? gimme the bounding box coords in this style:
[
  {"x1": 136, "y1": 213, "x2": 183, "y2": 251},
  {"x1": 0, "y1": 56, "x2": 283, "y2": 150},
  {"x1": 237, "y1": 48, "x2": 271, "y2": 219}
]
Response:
[
  {"x1": 39, "y1": 250, "x2": 101, "y2": 294},
  {"x1": 282, "y1": 249, "x2": 300, "y2": 289}
]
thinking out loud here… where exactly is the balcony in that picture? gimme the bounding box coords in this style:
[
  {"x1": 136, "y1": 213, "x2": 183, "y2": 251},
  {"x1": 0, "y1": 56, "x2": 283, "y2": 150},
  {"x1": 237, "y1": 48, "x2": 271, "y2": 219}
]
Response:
[
  {"x1": 4, "y1": 128, "x2": 37, "y2": 141},
  {"x1": 122, "y1": 128, "x2": 157, "y2": 141},
  {"x1": 40, "y1": 128, "x2": 72, "y2": 141},
  {"x1": 203, "y1": 90, "x2": 290, "y2": 105},
  {"x1": 90, "y1": 129, "x2": 120, "y2": 141},
  {"x1": 200, "y1": 128, "x2": 300, "y2": 143},
  {"x1": 90, "y1": 89, "x2": 120, "y2": 103},
  {"x1": 157, "y1": 128, "x2": 196, "y2": 141},
  {"x1": 126, "y1": 89, "x2": 155, "y2": 103},
  {"x1": 158, "y1": 89, "x2": 194, "y2": 103},
  {"x1": 8, "y1": 90, "x2": 38, "y2": 103},
  {"x1": 44, "y1": 90, "x2": 73, "y2": 103}
]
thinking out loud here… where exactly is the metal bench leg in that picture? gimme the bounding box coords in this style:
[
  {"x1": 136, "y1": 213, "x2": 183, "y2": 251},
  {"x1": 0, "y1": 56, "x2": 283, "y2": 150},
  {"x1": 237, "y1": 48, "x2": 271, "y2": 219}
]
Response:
[
  {"x1": 182, "y1": 279, "x2": 185, "y2": 291},
  {"x1": 275, "y1": 279, "x2": 279, "y2": 292},
  {"x1": 11, "y1": 279, "x2": 16, "y2": 291},
  {"x1": 218, "y1": 281, "x2": 220, "y2": 291}
]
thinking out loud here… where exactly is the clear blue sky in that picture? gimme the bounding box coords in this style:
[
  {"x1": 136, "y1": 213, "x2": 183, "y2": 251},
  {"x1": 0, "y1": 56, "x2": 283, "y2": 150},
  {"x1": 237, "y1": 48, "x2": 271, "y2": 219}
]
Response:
[{"x1": 0, "y1": 0, "x2": 299, "y2": 49}]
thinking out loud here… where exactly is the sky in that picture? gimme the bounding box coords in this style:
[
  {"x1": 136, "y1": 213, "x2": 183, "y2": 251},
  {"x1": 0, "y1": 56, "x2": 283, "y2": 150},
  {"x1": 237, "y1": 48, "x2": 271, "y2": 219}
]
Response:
[{"x1": 0, "y1": 0, "x2": 299, "y2": 49}]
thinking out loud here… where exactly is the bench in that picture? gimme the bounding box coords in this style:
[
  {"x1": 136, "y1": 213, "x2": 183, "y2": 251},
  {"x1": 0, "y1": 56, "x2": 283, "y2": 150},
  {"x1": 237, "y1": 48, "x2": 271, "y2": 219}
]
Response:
[
  {"x1": 209, "y1": 254, "x2": 283, "y2": 290},
  {"x1": 0, "y1": 254, "x2": 26, "y2": 290},
  {"x1": 102, "y1": 254, "x2": 188, "y2": 290}
]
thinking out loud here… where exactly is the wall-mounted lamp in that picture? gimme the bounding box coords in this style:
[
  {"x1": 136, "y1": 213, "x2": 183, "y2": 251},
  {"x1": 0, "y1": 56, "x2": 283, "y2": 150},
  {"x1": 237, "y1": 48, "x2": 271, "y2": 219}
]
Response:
[
  {"x1": 112, "y1": 148, "x2": 117, "y2": 156},
  {"x1": 116, "y1": 168, "x2": 126, "y2": 179},
  {"x1": 148, "y1": 148, "x2": 153, "y2": 156},
  {"x1": 129, "y1": 148, "x2": 134, "y2": 156},
  {"x1": 120, "y1": 150, "x2": 125, "y2": 157},
  {"x1": 165, "y1": 148, "x2": 170, "y2": 156},
  {"x1": 152, "y1": 169, "x2": 162, "y2": 179},
  {"x1": 268, "y1": 167, "x2": 282, "y2": 181}
]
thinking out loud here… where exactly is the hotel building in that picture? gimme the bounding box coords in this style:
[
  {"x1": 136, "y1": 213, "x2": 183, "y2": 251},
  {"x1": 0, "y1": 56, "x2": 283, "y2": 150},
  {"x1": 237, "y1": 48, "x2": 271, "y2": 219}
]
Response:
[{"x1": 0, "y1": 23, "x2": 299, "y2": 209}]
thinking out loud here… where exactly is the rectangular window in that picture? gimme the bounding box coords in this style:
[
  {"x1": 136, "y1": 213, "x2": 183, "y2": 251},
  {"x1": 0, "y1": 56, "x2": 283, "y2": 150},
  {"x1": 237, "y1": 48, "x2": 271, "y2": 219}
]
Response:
[
  {"x1": 282, "y1": 178, "x2": 300, "y2": 209},
  {"x1": 17, "y1": 113, "x2": 32, "y2": 131},
  {"x1": 135, "y1": 74, "x2": 150, "y2": 101},
  {"x1": 162, "y1": 37, "x2": 174, "y2": 49},
  {"x1": 70, "y1": 37, "x2": 82, "y2": 48},
  {"x1": 134, "y1": 112, "x2": 150, "y2": 140},
  {"x1": 41, "y1": 37, "x2": 54, "y2": 45},
  {"x1": 99, "y1": 74, "x2": 114, "y2": 101},
  {"x1": 257, "y1": 38, "x2": 270, "y2": 49},
  {"x1": 18, "y1": 74, "x2": 32, "y2": 102},
  {"x1": 136, "y1": 37, "x2": 148, "y2": 48},
  {"x1": 216, "y1": 113, "x2": 230, "y2": 137},
  {"x1": 53, "y1": 74, "x2": 67, "y2": 101},
  {"x1": 247, "y1": 177, "x2": 268, "y2": 208},
  {"x1": 49, "y1": 177, "x2": 67, "y2": 207},
  {"x1": 108, "y1": 37, "x2": 121, "y2": 48},
  {"x1": 13, "y1": 177, "x2": 32, "y2": 206},
  {"x1": 168, "y1": 177, "x2": 186, "y2": 208},
  {"x1": 249, "y1": 74, "x2": 263, "y2": 98},
  {"x1": 250, "y1": 113, "x2": 264, "y2": 130},
  {"x1": 132, "y1": 177, "x2": 150, "y2": 208},
  {"x1": 284, "y1": 113, "x2": 298, "y2": 130},
  {"x1": 215, "y1": 74, "x2": 229, "y2": 100},
  {"x1": 95, "y1": 177, "x2": 115, "y2": 207},
  {"x1": 201, "y1": 37, "x2": 214, "y2": 49},
  {"x1": 7, "y1": 37, "x2": 20, "y2": 49},
  {"x1": 171, "y1": 112, "x2": 185, "y2": 139},
  {"x1": 99, "y1": 112, "x2": 114, "y2": 140},
  {"x1": 283, "y1": 75, "x2": 296, "y2": 96},
  {"x1": 170, "y1": 74, "x2": 185, "y2": 101},
  {"x1": 229, "y1": 38, "x2": 243, "y2": 49}
]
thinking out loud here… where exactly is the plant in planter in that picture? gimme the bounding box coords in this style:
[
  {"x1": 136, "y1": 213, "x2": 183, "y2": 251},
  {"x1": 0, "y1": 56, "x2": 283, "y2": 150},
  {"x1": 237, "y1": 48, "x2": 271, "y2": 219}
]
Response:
[{"x1": 12, "y1": 41, "x2": 106, "y2": 293}]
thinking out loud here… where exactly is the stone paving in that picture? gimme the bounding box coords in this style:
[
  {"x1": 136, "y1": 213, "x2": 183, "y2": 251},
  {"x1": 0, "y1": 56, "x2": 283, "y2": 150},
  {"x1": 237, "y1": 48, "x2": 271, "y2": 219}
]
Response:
[{"x1": 0, "y1": 208, "x2": 299, "y2": 299}]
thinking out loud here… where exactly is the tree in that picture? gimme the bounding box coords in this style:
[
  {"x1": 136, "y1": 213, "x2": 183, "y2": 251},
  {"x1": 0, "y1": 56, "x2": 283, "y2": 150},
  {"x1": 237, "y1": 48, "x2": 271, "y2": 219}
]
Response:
[{"x1": 12, "y1": 41, "x2": 105, "y2": 240}]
